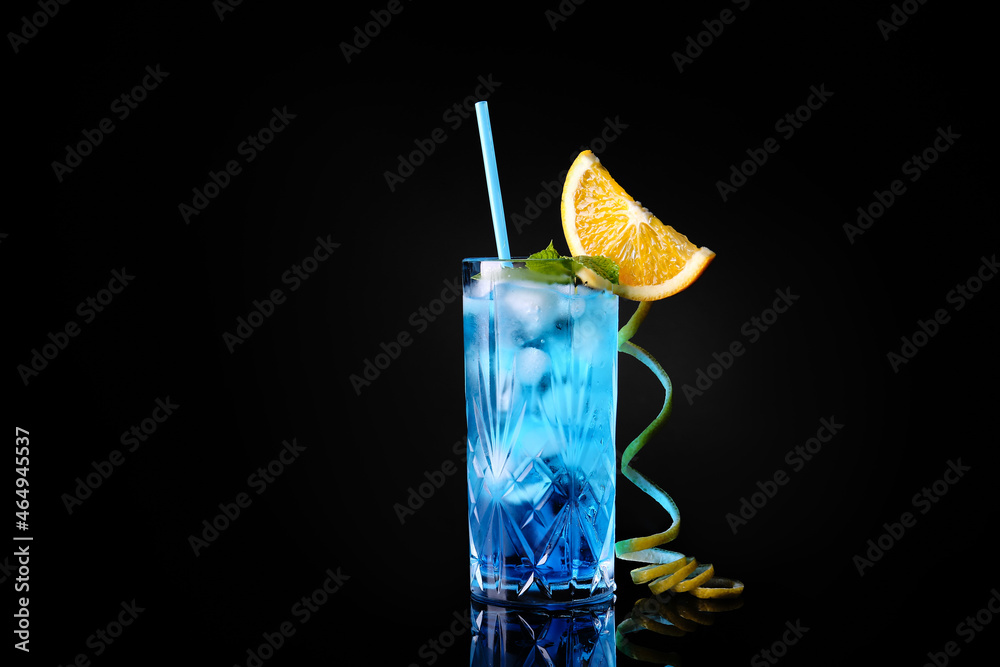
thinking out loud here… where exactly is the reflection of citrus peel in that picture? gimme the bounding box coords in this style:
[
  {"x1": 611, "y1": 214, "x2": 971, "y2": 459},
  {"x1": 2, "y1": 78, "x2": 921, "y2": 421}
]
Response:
[
  {"x1": 674, "y1": 601, "x2": 715, "y2": 626},
  {"x1": 661, "y1": 605, "x2": 702, "y2": 633},
  {"x1": 687, "y1": 595, "x2": 745, "y2": 612},
  {"x1": 617, "y1": 594, "x2": 739, "y2": 663},
  {"x1": 615, "y1": 301, "x2": 744, "y2": 599},
  {"x1": 615, "y1": 619, "x2": 682, "y2": 665},
  {"x1": 636, "y1": 613, "x2": 688, "y2": 637}
]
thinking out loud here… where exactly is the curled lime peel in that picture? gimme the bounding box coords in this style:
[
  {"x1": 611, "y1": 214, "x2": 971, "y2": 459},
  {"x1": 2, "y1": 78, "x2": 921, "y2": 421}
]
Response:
[{"x1": 614, "y1": 301, "x2": 744, "y2": 599}]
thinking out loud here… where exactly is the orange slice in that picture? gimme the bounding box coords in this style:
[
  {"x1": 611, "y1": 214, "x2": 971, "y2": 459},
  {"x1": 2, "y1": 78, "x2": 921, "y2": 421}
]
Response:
[{"x1": 562, "y1": 150, "x2": 715, "y2": 301}]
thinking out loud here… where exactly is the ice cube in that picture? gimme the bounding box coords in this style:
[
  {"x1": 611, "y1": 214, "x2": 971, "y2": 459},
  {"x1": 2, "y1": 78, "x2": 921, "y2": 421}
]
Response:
[
  {"x1": 468, "y1": 278, "x2": 492, "y2": 299},
  {"x1": 515, "y1": 347, "x2": 551, "y2": 385},
  {"x1": 499, "y1": 282, "x2": 561, "y2": 339},
  {"x1": 571, "y1": 316, "x2": 601, "y2": 356}
]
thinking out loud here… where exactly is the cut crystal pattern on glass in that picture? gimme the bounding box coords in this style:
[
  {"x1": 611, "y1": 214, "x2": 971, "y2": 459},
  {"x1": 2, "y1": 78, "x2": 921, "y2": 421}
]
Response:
[
  {"x1": 465, "y1": 263, "x2": 617, "y2": 606},
  {"x1": 470, "y1": 598, "x2": 616, "y2": 666}
]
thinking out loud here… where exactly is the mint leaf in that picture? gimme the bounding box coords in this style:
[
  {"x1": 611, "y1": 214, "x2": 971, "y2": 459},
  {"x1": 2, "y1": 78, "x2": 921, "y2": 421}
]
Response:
[
  {"x1": 528, "y1": 259, "x2": 575, "y2": 280},
  {"x1": 521, "y1": 242, "x2": 619, "y2": 287},
  {"x1": 572, "y1": 255, "x2": 620, "y2": 285},
  {"x1": 525, "y1": 240, "x2": 574, "y2": 280},
  {"x1": 528, "y1": 240, "x2": 563, "y2": 260}
]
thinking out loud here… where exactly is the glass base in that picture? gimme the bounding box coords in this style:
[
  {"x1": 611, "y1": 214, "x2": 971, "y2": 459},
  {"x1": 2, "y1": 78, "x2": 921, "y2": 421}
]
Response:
[
  {"x1": 470, "y1": 588, "x2": 616, "y2": 610},
  {"x1": 470, "y1": 569, "x2": 615, "y2": 608}
]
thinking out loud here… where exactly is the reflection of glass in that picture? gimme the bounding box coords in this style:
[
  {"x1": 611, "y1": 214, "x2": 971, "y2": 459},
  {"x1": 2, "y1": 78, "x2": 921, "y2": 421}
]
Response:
[
  {"x1": 464, "y1": 259, "x2": 618, "y2": 606},
  {"x1": 470, "y1": 596, "x2": 616, "y2": 666},
  {"x1": 616, "y1": 592, "x2": 744, "y2": 664}
]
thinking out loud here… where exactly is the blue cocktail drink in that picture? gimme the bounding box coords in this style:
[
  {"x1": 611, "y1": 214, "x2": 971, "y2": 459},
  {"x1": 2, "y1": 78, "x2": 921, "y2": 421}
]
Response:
[
  {"x1": 463, "y1": 258, "x2": 618, "y2": 606},
  {"x1": 465, "y1": 105, "x2": 743, "y2": 607}
]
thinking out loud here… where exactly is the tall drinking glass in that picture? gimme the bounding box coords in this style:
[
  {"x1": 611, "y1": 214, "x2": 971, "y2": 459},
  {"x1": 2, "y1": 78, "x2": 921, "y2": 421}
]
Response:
[{"x1": 463, "y1": 258, "x2": 618, "y2": 606}]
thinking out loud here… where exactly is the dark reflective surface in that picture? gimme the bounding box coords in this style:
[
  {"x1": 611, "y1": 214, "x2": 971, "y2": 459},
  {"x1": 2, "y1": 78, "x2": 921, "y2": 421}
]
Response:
[
  {"x1": 615, "y1": 592, "x2": 744, "y2": 665},
  {"x1": 466, "y1": 591, "x2": 746, "y2": 666},
  {"x1": 9, "y1": 2, "x2": 995, "y2": 665},
  {"x1": 470, "y1": 596, "x2": 617, "y2": 666}
]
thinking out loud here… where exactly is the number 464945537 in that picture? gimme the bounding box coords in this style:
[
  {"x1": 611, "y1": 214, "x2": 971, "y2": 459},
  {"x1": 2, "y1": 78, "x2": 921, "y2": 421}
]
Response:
[{"x1": 16, "y1": 427, "x2": 29, "y2": 523}]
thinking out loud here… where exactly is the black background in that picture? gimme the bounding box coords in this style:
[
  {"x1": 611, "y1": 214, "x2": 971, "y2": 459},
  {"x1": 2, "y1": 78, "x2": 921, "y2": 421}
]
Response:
[{"x1": 6, "y1": 1, "x2": 998, "y2": 665}]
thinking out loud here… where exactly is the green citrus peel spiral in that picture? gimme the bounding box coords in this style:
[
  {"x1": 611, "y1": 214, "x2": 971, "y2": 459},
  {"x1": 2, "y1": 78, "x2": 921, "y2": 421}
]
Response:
[{"x1": 615, "y1": 301, "x2": 744, "y2": 599}]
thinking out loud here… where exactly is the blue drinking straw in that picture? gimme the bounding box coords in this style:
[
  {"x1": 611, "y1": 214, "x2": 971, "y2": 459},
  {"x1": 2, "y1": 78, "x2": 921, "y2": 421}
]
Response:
[{"x1": 475, "y1": 101, "x2": 511, "y2": 260}]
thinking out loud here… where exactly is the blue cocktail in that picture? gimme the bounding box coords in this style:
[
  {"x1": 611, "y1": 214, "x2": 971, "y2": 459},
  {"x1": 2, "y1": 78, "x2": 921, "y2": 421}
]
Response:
[{"x1": 463, "y1": 258, "x2": 618, "y2": 606}]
